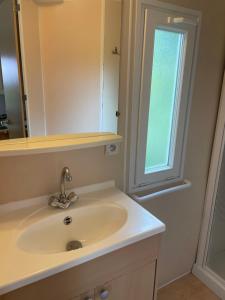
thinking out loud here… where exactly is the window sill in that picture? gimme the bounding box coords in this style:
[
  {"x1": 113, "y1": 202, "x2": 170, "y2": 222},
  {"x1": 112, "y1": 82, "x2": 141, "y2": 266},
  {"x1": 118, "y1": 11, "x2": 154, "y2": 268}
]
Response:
[{"x1": 130, "y1": 179, "x2": 191, "y2": 203}]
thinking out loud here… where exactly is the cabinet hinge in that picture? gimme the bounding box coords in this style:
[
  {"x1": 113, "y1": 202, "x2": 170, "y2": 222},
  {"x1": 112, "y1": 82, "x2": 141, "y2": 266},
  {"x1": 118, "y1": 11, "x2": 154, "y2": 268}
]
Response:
[
  {"x1": 23, "y1": 94, "x2": 28, "y2": 102},
  {"x1": 116, "y1": 111, "x2": 120, "y2": 117},
  {"x1": 15, "y1": 2, "x2": 20, "y2": 13}
]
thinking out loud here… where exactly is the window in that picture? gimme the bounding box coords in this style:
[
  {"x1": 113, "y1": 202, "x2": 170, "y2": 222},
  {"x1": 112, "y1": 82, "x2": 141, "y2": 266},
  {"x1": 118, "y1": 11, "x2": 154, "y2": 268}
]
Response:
[
  {"x1": 145, "y1": 29, "x2": 183, "y2": 174},
  {"x1": 129, "y1": 1, "x2": 200, "y2": 192}
]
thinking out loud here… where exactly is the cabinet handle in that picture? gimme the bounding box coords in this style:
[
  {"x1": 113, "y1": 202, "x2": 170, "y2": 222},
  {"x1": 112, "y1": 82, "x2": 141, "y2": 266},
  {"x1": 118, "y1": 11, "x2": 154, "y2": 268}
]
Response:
[{"x1": 99, "y1": 289, "x2": 109, "y2": 299}]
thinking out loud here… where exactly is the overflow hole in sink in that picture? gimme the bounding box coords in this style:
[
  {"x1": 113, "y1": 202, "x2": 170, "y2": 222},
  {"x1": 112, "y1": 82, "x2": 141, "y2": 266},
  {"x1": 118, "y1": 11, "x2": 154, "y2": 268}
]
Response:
[
  {"x1": 66, "y1": 240, "x2": 83, "y2": 251},
  {"x1": 64, "y1": 216, "x2": 72, "y2": 225}
]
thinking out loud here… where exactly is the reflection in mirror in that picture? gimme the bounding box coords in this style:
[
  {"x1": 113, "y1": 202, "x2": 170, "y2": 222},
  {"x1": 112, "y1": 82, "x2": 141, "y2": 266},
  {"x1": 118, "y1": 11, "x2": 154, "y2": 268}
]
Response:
[
  {"x1": 0, "y1": 0, "x2": 27, "y2": 140},
  {"x1": 0, "y1": 0, "x2": 122, "y2": 140}
]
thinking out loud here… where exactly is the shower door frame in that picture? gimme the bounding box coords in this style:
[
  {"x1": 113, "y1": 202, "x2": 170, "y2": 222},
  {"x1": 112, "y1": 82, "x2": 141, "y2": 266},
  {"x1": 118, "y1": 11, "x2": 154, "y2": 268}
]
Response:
[{"x1": 193, "y1": 72, "x2": 225, "y2": 299}]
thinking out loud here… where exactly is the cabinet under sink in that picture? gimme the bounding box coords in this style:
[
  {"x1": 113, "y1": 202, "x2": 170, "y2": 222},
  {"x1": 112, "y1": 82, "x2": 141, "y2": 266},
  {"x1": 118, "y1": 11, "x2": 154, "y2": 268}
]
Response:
[{"x1": 1, "y1": 236, "x2": 160, "y2": 300}]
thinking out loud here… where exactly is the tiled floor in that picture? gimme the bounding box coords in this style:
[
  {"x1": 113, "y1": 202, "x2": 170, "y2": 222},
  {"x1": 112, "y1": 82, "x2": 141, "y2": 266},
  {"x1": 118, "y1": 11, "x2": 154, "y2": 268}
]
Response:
[{"x1": 157, "y1": 274, "x2": 220, "y2": 300}]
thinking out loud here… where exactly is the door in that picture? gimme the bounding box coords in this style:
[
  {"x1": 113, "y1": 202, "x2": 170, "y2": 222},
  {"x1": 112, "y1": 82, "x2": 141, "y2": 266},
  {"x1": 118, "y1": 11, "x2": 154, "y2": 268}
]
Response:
[
  {"x1": 0, "y1": 0, "x2": 26, "y2": 139},
  {"x1": 101, "y1": 0, "x2": 121, "y2": 133}
]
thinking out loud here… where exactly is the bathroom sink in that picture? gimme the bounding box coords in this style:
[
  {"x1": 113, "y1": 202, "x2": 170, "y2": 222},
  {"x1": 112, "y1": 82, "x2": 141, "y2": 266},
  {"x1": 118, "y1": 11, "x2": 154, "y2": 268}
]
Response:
[
  {"x1": 0, "y1": 183, "x2": 165, "y2": 295},
  {"x1": 17, "y1": 203, "x2": 127, "y2": 254}
]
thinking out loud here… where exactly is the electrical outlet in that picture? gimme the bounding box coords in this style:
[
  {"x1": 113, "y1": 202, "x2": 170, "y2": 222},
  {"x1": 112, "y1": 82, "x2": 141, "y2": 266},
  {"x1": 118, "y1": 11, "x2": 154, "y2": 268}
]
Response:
[{"x1": 105, "y1": 144, "x2": 120, "y2": 156}]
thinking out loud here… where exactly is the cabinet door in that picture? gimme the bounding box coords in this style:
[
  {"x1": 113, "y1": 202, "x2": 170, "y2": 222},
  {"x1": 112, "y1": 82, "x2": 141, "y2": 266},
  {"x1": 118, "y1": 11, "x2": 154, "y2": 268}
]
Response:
[
  {"x1": 78, "y1": 290, "x2": 95, "y2": 300},
  {"x1": 95, "y1": 261, "x2": 156, "y2": 300}
]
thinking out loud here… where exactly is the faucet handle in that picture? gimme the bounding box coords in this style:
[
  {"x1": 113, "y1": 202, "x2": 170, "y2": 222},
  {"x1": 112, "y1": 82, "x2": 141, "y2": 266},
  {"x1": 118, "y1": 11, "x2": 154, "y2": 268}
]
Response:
[
  {"x1": 49, "y1": 195, "x2": 60, "y2": 207},
  {"x1": 67, "y1": 192, "x2": 79, "y2": 202},
  {"x1": 49, "y1": 196, "x2": 70, "y2": 209},
  {"x1": 48, "y1": 191, "x2": 79, "y2": 209}
]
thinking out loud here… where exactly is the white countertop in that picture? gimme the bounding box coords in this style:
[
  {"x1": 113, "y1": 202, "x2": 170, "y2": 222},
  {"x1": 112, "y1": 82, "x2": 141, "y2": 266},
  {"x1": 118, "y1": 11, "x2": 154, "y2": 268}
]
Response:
[{"x1": 0, "y1": 181, "x2": 165, "y2": 295}]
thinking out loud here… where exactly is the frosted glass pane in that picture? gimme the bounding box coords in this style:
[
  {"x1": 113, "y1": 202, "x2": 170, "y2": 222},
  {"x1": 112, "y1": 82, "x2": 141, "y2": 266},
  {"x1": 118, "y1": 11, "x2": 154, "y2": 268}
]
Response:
[
  {"x1": 145, "y1": 29, "x2": 183, "y2": 173},
  {"x1": 206, "y1": 148, "x2": 225, "y2": 280}
]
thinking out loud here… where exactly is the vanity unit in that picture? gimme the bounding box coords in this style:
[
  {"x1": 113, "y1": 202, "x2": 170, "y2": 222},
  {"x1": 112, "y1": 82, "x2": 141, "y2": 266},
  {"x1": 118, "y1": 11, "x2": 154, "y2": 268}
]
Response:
[
  {"x1": 0, "y1": 182, "x2": 165, "y2": 300},
  {"x1": 0, "y1": 0, "x2": 166, "y2": 298}
]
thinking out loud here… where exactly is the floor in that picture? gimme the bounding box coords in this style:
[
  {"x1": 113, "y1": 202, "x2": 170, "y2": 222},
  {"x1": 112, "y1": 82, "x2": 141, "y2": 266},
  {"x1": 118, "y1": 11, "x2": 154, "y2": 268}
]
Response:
[{"x1": 157, "y1": 274, "x2": 220, "y2": 300}]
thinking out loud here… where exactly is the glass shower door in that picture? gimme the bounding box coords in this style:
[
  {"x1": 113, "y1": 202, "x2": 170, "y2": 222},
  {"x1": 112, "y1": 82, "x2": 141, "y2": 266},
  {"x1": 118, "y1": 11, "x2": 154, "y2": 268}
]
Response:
[{"x1": 206, "y1": 137, "x2": 225, "y2": 280}]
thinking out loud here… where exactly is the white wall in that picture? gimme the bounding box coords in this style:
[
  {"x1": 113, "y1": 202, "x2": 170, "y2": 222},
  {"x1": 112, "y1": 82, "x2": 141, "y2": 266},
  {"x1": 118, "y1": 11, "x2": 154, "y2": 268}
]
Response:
[{"x1": 0, "y1": 146, "x2": 123, "y2": 205}]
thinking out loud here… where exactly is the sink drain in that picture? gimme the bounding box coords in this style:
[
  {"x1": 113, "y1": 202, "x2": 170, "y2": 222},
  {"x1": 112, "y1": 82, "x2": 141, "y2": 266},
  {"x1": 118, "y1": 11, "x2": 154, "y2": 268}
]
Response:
[{"x1": 66, "y1": 240, "x2": 83, "y2": 251}]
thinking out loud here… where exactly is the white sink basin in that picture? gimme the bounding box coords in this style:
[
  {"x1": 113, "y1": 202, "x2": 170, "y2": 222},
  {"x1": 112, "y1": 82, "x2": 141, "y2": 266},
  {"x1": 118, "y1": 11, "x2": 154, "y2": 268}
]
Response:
[
  {"x1": 0, "y1": 182, "x2": 165, "y2": 295},
  {"x1": 17, "y1": 203, "x2": 127, "y2": 254}
]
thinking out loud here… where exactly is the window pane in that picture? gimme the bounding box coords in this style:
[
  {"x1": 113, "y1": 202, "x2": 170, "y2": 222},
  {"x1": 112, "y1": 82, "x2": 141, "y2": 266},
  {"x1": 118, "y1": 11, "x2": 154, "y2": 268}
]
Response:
[{"x1": 145, "y1": 29, "x2": 183, "y2": 174}]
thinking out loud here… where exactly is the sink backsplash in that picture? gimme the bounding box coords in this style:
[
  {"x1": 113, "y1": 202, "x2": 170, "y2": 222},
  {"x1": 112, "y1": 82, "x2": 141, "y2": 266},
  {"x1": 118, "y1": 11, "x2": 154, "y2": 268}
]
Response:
[{"x1": 0, "y1": 146, "x2": 122, "y2": 204}]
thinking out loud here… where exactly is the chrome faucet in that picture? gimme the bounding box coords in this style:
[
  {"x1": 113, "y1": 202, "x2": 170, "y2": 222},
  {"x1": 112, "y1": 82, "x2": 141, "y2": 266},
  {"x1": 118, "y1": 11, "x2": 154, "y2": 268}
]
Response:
[{"x1": 49, "y1": 167, "x2": 79, "y2": 209}]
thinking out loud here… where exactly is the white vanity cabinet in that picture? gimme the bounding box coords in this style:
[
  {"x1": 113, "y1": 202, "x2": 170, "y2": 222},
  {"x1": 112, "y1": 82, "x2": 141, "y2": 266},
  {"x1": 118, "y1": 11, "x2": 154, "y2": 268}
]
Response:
[{"x1": 0, "y1": 235, "x2": 161, "y2": 300}]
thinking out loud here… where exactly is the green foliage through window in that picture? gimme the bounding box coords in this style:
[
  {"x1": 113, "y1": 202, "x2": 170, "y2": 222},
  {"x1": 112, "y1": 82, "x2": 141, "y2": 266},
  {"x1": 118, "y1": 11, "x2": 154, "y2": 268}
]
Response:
[{"x1": 145, "y1": 29, "x2": 183, "y2": 173}]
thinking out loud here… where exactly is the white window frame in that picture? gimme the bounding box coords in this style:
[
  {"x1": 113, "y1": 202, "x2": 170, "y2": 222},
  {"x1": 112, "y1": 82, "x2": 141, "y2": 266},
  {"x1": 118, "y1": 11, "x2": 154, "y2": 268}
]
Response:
[{"x1": 128, "y1": 0, "x2": 201, "y2": 193}]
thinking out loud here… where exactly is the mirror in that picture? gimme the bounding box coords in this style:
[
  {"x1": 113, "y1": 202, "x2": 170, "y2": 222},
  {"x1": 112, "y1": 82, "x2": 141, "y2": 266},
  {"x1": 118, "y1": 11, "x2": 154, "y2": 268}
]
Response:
[{"x1": 0, "y1": 0, "x2": 122, "y2": 140}]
